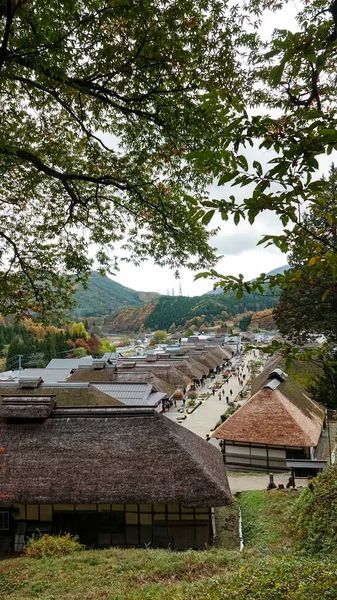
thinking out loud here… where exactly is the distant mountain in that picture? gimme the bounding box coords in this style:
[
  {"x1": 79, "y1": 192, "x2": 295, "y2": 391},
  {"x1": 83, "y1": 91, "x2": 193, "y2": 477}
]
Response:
[
  {"x1": 264, "y1": 265, "x2": 289, "y2": 277},
  {"x1": 206, "y1": 265, "x2": 289, "y2": 295},
  {"x1": 103, "y1": 290, "x2": 279, "y2": 333},
  {"x1": 71, "y1": 272, "x2": 161, "y2": 318}
]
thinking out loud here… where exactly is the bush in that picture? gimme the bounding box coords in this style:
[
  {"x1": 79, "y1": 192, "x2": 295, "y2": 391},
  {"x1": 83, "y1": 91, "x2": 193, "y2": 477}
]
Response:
[
  {"x1": 187, "y1": 399, "x2": 196, "y2": 407},
  {"x1": 24, "y1": 533, "x2": 84, "y2": 558},
  {"x1": 292, "y1": 464, "x2": 337, "y2": 554},
  {"x1": 188, "y1": 390, "x2": 197, "y2": 399}
]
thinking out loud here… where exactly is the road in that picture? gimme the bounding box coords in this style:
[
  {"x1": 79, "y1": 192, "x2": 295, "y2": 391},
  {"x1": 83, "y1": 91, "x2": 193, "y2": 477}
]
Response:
[{"x1": 179, "y1": 350, "x2": 255, "y2": 438}]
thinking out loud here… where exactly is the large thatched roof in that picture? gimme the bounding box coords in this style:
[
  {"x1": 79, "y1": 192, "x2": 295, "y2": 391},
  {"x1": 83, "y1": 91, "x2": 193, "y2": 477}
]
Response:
[
  {"x1": 213, "y1": 367, "x2": 325, "y2": 448},
  {"x1": 0, "y1": 405, "x2": 231, "y2": 507}
]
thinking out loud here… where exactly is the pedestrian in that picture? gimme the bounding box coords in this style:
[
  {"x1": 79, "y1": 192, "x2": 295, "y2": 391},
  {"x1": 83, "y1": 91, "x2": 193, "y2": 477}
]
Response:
[
  {"x1": 243, "y1": 374, "x2": 246, "y2": 380},
  {"x1": 212, "y1": 387, "x2": 215, "y2": 396},
  {"x1": 218, "y1": 392, "x2": 221, "y2": 401},
  {"x1": 230, "y1": 389, "x2": 233, "y2": 396},
  {"x1": 222, "y1": 389, "x2": 225, "y2": 396},
  {"x1": 174, "y1": 398, "x2": 177, "y2": 407},
  {"x1": 226, "y1": 395, "x2": 229, "y2": 403}
]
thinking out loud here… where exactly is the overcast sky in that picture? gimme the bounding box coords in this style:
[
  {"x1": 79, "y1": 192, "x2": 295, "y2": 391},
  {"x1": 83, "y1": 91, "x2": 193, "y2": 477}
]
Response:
[{"x1": 102, "y1": 3, "x2": 334, "y2": 296}]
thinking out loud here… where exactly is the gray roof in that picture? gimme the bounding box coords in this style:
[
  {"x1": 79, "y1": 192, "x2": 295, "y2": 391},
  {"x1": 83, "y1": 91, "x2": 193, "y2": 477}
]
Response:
[
  {"x1": 20, "y1": 368, "x2": 73, "y2": 383},
  {"x1": 91, "y1": 382, "x2": 166, "y2": 406},
  {"x1": 46, "y1": 357, "x2": 93, "y2": 369}
]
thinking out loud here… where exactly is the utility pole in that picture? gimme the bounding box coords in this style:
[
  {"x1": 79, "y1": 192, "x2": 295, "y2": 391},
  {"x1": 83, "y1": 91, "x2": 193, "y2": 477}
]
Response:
[
  {"x1": 179, "y1": 282, "x2": 182, "y2": 296},
  {"x1": 18, "y1": 355, "x2": 23, "y2": 374}
]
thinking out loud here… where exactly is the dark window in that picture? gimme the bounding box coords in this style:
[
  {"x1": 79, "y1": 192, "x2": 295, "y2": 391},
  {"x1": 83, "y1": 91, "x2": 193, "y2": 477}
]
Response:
[
  {"x1": 286, "y1": 448, "x2": 306, "y2": 460},
  {"x1": 53, "y1": 511, "x2": 125, "y2": 548},
  {"x1": 0, "y1": 512, "x2": 9, "y2": 530}
]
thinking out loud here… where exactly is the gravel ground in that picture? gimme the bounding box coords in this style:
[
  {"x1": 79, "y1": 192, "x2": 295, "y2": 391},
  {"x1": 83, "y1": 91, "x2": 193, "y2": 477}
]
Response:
[{"x1": 228, "y1": 473, "x2": 307, "y2": 494}]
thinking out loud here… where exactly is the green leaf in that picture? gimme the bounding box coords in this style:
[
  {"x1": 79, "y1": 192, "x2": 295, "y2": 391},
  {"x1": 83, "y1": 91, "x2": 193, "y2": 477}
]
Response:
[{"x1": 201, "y1": 210, "x2": 215, "y2": 226}]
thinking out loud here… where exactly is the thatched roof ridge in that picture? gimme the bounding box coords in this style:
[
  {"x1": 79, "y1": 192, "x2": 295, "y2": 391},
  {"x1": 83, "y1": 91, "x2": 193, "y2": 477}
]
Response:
[
  {"x1": 0, "y1": 396, "x2": 56, "y2": 419},
  {"x1": 0, "y1": 407, "x2": 231, "y2": 507},
  {"x1": 251, "y1": 355, "x2": 281, "y2": 395},
  {"x1": 212, "y1": 380, "x2": 325, "y2": 447},
  {"x1": 0, "y1": 386, "x2": 122, "y2": 407}
]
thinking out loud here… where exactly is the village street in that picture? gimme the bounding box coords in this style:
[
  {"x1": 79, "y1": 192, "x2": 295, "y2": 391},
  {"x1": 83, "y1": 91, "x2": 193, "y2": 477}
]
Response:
[
  {"x1": 178, "y1": 349, "x2": 256, "y2": 439},
  {"x1": 164, "y1": 349, "x2": 291, "y2": 494}
]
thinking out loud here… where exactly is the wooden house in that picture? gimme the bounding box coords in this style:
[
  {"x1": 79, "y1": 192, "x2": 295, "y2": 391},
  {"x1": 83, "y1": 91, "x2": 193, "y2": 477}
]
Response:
[
  {"x1": 212, "y1": 361, "x2": 326, "y2": 473},
  {"x1": 0, "y1": 398, "x2": 231, "y2": 553}
]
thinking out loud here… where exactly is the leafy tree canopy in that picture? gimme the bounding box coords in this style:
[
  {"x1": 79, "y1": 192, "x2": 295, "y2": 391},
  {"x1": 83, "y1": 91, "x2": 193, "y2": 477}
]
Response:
[
  {"x1": 0, "y1": 0, "x2": 251, "y2": 319},
  {"x1": 193, "y1": 1, "x2": 337, "y2": 312},
  {"x1": 3, "y1": 0, "x2": 337, "y2": 336}
]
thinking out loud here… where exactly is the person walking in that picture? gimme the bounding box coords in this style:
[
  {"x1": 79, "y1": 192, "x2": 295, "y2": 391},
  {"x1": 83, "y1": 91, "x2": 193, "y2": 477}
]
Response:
[
  {"x1": 225, "y1": 395, "x2": 229, "y2": 403},
  {"x1": 212, "y1": 387, "x2": 215, "y2": 396},
  {"x1": 218, "y1": 392, "x2": 221, "y2": 401},
  {"x1": 222, "y1": 389, "x2": 225, "y2": 397},
  {"x1": 230, "y1": 389, "x2": 233, "y2": 396}
]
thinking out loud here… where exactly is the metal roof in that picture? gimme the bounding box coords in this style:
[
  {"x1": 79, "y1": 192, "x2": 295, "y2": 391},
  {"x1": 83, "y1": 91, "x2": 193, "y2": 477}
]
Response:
[
  {"x1": 263, "y1": 378, "x2": 281, "y2": 391},
  {"x1": 46, "y1": 357, "x2": 93, "y2": 369},
  {"x1": 286, "y1": 459, "x2": 327, "y2": 469},
  {"x1": 20, "y1": 368, "x2": 73, "y2": 383},
  {"x1": 92, "y1": 382, "x2": 166, "y2": 406}
]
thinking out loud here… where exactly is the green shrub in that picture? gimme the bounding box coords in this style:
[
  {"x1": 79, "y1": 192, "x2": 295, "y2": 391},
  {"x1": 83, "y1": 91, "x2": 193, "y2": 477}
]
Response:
[
  {"x1": 292, "y1": 464, "x2": 337, "y2": 554},
  {"x1": 24, "y1": 533, "x2": 84, "y2": 558}
]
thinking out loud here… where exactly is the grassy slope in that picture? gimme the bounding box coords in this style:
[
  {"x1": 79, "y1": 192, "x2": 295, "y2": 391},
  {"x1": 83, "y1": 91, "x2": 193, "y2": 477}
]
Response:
[
  {"x1": 1, "y1": 548, "x2": 337, "y2": 600},
  {"x1": 238, "y1": 490, "x2": 298, "y2": 552},
  {"x1": 1, "y1": 492, "x2": 337, "y2": 600}
]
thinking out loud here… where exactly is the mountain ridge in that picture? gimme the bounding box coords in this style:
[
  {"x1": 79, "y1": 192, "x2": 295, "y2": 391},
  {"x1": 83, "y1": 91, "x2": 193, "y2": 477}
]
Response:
[
  {"x1": 71, "y1": 272, "x2": 161, "y2": 318},
  {"x1": 206, "y1": 264, "x2": 289, "y2": 295}
]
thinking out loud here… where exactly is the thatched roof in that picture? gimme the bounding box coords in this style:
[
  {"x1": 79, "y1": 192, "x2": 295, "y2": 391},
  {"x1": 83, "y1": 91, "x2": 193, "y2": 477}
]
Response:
[
  {"x1": 188, "y1": 358, "x2": 209, "y2": 377},
  {"x1": 0, "y1": 406, "x2": 231, "y2": 507},
  {"x1": 190, "y1": 352, "x2": 217, "y2": 371},
  {"x1": 207, "y1": 346, "x2": 232, "y2": 362},
  {"x1": 212, "y1": 371, "x2": 325, "y2": 448},
  {"x1": 0, "y1": 385, "x2": 122, "y2": 407},
  {"x1": 174, "y1": 360, "x2": 205, "y2": 381},
  {"x1": 68, "y1": 366, "x2": 116, "y2": 383},
  {"x1": 0, "y1": 396, "x2": 55, "y2": 419}
]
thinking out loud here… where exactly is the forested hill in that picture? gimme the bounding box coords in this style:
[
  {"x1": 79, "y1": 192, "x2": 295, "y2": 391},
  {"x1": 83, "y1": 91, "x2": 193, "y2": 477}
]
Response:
[
  {"x1": 71, "y1": 272, "x2": 161, "y2": 318},
  {"x1": 103, "y1": 289, "x2": 278, "y2": 333}
]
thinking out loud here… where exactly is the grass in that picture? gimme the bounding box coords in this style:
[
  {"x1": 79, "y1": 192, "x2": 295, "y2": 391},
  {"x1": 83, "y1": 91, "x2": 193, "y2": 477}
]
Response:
[
  {"x1": 0, "y1": 548, "x2": 244, "y2": 600},
  {"x1": 1, "y1": 549, "x2": 337, "y2": 600},
  {"x1": 2, "y1": 491, "x2": 336, "y2": 600},
  {"x1": 238, "y1": 490, "x2": 299, "y2": 552},
  {"x1": 214, "y1": 504, "x2": 240, "y2": 550}
]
